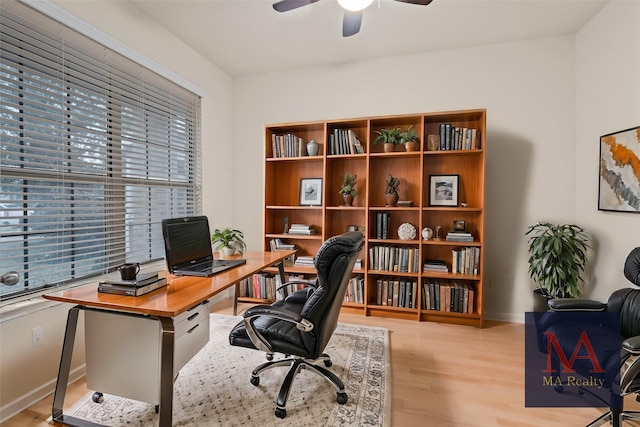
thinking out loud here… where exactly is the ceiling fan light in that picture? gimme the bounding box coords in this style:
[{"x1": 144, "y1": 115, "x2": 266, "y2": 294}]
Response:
[{"x1": 337, "y1": 0, "x2": 374, "y2": 12}]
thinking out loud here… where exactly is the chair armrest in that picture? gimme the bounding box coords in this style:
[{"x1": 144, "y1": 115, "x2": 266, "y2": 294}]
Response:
[
  {"x1": 242, "y1": 304, "x2": 314, "y2": 353},
  {"x1": 623, "y1": 336, "x2": 640, "y2": 354},
  {"x1": 276, "y1": 279, "x2": 317, "y2": 293},
  {"x1": 548, "y1": 298, "x2": 606, "y2": 312}
]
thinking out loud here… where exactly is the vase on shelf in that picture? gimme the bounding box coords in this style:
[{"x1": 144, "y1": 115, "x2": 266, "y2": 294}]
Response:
[
  {"x1": 404, "y1": 141, "x2": 419, "y2": 152},
  {"x1": 307, "y1": 140, "x2": 319, "y2": 156},
  {"x1": 385, "y1": 192, "x2": 399, "y2": 207},
  {"x1": 342, "y1": 194, "x2": 354, "y2": 206}
]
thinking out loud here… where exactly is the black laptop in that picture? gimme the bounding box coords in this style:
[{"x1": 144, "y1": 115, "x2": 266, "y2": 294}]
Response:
[{"x1": 162, "y1": 216, "x2": 246, "y2": 277}]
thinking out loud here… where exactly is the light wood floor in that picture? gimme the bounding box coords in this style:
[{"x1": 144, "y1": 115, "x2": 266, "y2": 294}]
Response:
[{"x1": 4, "y1": 300, "x2": 640, "y2": 427}]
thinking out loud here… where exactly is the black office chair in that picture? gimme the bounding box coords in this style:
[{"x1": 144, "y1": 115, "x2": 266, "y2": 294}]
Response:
[
  {"x1": 537, "y1": 247, "x2": 640, "y2": 427},
  {"x1": 229, "y1": 231, "x2": 364, "y2": 418}
]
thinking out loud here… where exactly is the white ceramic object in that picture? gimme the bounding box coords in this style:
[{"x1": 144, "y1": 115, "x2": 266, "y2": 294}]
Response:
[
  {"x1": 398, "y1": 223, "x2": 417, "y2": 240},
  {"x1": 422, "y1": 227, "x2": 433, "y2": 240}
]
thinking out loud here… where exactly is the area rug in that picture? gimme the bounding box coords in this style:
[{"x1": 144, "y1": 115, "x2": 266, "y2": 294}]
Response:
[{"x1": 62, "y1": 313, "x2": 390, "y2": 426}]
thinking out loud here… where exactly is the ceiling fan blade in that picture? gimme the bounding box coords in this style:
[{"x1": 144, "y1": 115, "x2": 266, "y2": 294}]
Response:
[
  {"x1": 394, "y1": 0, "x2": 433, "y2": 5},
  {"x1": 343, "y1": 10, "x2": 362, "y2": 37},
  {"x1": 273, "y1": 0, "x2": 320, "y2": 12}
]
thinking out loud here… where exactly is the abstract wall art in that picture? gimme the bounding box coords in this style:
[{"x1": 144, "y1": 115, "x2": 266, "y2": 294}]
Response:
[{"x1": 598, "y1": 125, "x2": 640, "y2": 213}]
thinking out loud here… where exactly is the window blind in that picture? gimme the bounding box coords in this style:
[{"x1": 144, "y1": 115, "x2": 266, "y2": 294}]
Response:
[{"x1": 0, "y1": 1, "x2": 202, "y2": 300}]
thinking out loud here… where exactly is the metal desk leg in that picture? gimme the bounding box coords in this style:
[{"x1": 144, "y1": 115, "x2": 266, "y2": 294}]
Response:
[
  {"x1": 158, "y1": 317, "x2": 175, "y2": 427},
  {"x1": 233, "y1": 282, "x2": 238, "y2": 316},
  {"x1": 52, "y1": 306, "x2": 105, "y2": 426},
  {"x1": 277, "y1": 260, "x2": 286, "y2": 284}
]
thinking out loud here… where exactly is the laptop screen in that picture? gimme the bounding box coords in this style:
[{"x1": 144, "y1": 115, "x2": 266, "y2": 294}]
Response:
[{"x1": 162, "y1": 216, "x2": 213, "y2": 272}]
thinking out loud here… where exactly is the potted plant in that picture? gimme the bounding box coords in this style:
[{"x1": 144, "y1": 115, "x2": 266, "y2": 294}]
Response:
[
  {"x1": 212, "y1": 227, "x2": 246, "y2": 256},
  {"x1": 385, "y1": 174, "x2": 400, "y2": 206},
  {"x1": 525, "y1": 222, "x2": 591, "y2": 308},
  {"x1": 399, "y1": 125, "x2": 419, "y2": 152},
  {"x1": 339, "y1": 173, "x2": 358, "y2": 206},
  {"x1": 374, "y1": 127, "x2": 402, "y2": 153}
]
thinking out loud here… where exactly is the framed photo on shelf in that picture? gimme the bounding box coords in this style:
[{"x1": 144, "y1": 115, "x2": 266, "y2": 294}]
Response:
[
  {"x1": 429, "y1": 174, "x2": 459, "y2": 207},
  {"x1": 299, "y1": 178, "x2": 323, "y2": 206},
  {"x1": 598, "y1": 125, "x2": 640, "y2": 213}
]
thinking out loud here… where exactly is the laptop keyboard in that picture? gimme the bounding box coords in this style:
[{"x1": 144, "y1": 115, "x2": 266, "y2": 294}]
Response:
[{"x1": 180, "y1": 259, "x2": 229, "y2": 272}]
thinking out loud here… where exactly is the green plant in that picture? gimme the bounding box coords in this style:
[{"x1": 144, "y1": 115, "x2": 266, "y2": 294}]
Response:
[
  {"x1": 399, "y1": 125, "x2": 418, "y2": 143},
  {"x1": 385, "y1": 174, "x2": 400, "y2": 195},
  {"x1": 374, "y1": 127, "x2": 403, "y2": 145},
  {"x1": 211, "y1": 227, "x2": 246, "y2": 254},
  {"x1": 525, "y1": 222, "x2": 591, "y2": 298},
  {"x1": 339, "y1": 173, "x2": 358, "y2": 197}
]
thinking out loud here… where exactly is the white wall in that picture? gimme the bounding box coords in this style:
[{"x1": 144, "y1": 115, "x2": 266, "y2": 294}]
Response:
[
  {"x1": 575, "y1": 0, "x2": 640, "y2": 302},
  {"x1": 232, "y1": 36, "x2": 578, "y2": 323},
  {"x1": 0, "y1": 0, "x2": 233, "y2": 419}
]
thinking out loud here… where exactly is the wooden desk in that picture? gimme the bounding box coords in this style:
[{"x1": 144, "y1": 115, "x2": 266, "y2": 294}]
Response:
[{"x1": 43, "y1": 250, "x2": 294, "y2": 427}]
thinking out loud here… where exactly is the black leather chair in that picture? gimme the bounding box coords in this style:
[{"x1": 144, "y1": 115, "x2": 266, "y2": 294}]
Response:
[
  {"x1": 537, "y1": 247, "x2": 640, "y2": 427},
  {"x1": 229, "y1": 231, "x2": 364, "y2": 418}
]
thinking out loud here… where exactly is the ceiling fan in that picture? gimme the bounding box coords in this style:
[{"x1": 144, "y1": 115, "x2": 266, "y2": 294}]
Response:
[{"x1": 273, "y1": 0, "x2": 434, "y2": 37}]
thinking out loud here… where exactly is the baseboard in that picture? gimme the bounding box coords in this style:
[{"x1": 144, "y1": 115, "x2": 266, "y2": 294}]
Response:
[
  {"x1": 484, "y1": 311, "x2": 525, "y2": 324},
  {"x1": 0, "y1": 364, "x2": 86, "y2": 423}
]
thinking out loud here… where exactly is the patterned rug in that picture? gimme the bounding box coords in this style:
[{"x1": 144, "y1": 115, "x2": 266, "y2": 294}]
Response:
[{"x1": 63, "y1": 313, "x2": 390, "y2": 426}]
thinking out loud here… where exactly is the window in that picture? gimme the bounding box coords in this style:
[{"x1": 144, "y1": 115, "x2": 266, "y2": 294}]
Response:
[{"x1": 0, "y1": 1, "x2": 202, "y2": 300}]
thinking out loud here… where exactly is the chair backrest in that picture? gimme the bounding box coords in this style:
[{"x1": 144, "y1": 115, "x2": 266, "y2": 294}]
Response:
[
  {"x1": 608, "y1": 247, "x2": 640, "y2": 338},
  {"x1": 298, "y1": 231, "x2": 364, "y2": 357}
]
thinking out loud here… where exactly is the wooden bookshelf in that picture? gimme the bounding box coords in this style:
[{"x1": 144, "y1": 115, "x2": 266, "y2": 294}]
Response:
[{"x1": 250, "y1": 109, "x2": 486, "y2": 327}]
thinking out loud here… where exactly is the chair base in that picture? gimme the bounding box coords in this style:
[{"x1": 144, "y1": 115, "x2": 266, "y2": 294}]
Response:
[
  {"x1": 586, "y1": 410, "x2": 640, "y2": 427},
  {"x1": 250, "y1": 353, "x2": 348, "y2": 419}
]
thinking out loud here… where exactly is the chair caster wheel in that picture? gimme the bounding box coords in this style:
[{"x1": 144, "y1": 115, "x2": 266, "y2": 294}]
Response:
[
  {"x1": 275, "y1": 407, "x2": 286, "y2": 418},
  {"x1": 337, "y1": 392, "x2": 348, "y2": 404},
  {"x1": 266, "y1": 354, "x2": 273, "y2": 361},
  {"x1": 91, "y1": 392, "x2": 104, "y2": 403},
  {"x1": 324, "y1": 360, "x2": 332, "y2": 367},
  {"x1": 250, "y1": 376, "x2": 260, "y2": 386}
]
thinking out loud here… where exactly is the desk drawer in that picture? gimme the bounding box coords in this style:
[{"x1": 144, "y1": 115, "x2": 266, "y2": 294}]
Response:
[
  {"x1": 175, "y1": 316, "x2": 209, "y2": 371},
  {"x1": 174, "y1": 301, "x2": 209, "y2": 339}
]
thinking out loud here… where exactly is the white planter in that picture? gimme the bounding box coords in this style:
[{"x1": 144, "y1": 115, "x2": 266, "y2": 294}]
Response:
[{"x1": 220, "y1": 247, "x2": 235, "y2": 256}]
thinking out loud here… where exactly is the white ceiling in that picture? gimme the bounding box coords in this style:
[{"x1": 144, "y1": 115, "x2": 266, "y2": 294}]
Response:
[{"x1": 128, "y1": 0, "x2": 608, "y2": 77}]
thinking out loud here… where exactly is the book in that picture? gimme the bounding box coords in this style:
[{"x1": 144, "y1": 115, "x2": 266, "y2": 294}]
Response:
[
  {"x1": 288, "y1": 224, "x2": 315, "y2": 235},
  {"x1": 423, "y1": 259, "x2": 448, "y2": 272},
  {"x1": 98, "y1": 277, "x2": 167, "y2": 296},
  {"x1": 100, "y1": 272, "x2": 159, "y2": 287},
  {"x1": 289, "y1": 224, "x2": 312, "y2": 230}
]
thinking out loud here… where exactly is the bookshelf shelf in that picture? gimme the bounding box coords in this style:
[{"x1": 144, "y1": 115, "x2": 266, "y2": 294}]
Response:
[{"x1": 253, "y1": 109, "x2": 486, "y2": 327}]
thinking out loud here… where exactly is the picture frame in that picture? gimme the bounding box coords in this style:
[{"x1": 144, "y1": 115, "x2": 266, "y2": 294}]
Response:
[
  {"x1": 299, "y1": 178, "x2": 323, "y2": 206},
  {"x1": 429, "y1": 174, "x2": 459, "y2": 207},
  {"x1": 453, "y1": 219, "x2": 466, "y2": 231},
  {"x1": 598, "y1": 125, "x2": 640, "y2": 213}
]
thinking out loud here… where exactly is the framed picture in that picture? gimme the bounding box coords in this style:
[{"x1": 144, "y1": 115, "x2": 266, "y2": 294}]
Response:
[
  {"x1": 598, "y1": 125, "x2": 640, "y2": 213},
  {"x1": 299, "y1": 178, "x2": 323, "y2": 206},
  {"x1": 429, "y1": 174, "x2": 459, "y2": 207}
]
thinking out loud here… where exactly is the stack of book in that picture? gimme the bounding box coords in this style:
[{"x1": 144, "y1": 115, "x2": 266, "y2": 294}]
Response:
[
  {"x1": 98, "y1": 272, "x2": 166, "y2": 296},
  {"x1": 287, "y1": 224, "x2": 315, "y2": 235},
  {"x1": 270, "y1": 238, "x2": 296, "y2": 250},
  {"x1": 294, "y1": 256, "x2": 315, "y2": 267},
  {"x1": 446, "y1": 231, "x2": 474, "y2": 242},
  {"x1": 423, "y1": 259, "x2": 449, "y2": 273}
]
